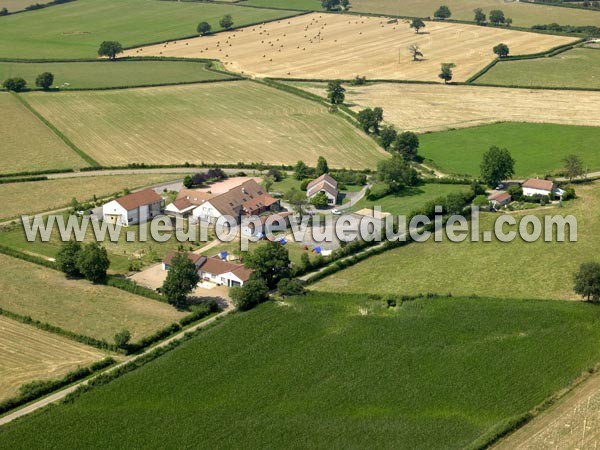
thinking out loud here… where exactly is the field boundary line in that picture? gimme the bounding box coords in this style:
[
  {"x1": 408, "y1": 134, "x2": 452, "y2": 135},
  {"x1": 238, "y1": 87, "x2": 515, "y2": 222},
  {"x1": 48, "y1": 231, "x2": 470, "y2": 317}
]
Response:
[{"x1": 10, "y1": 93, "x2": 100, "y2": 167}]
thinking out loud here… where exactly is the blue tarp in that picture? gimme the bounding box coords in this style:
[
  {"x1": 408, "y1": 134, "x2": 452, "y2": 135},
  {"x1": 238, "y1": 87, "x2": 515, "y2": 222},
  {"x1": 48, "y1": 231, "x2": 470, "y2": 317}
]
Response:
[
  {"x1": 279, "y1": 238, "x2": 287, "y2": 245},
  {"x1": 314, "y1": 246, "x2": 322, "y2": 254},
  {"x1": 219, "y1": 251, "x2": 228, "y2": 260}
]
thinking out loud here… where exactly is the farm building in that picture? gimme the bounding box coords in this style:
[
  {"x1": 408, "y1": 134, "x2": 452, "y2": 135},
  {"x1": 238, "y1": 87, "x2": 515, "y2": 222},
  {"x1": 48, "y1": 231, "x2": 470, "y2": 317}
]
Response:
[
  {"x1": 306, "y1": 174, "x2": 338, "y2": 205},
  {"x1": 488, "y1": 191, "x2": 512, "y2": 208},
  {"x1": 522, "y1": 178, "x2": 556, "y2": 197},
  {"x1": 165, "y1": 190, "x2": 214, "y2": 218},
  {"x1": 102, "y1": 189, "x2": 164, "y2": 227},
  {"x1": 197, "y1": 256, "x2": 254, "y2": 287},
  {"x1": 161, "y1": 252, "x2": 204, "y2": 271}
]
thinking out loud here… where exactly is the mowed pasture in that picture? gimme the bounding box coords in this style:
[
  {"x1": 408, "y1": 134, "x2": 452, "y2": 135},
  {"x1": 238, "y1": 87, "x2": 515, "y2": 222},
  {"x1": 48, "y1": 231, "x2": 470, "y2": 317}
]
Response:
[
  {"x1": 2, "y1": 293, "x2": 600, "y2": 449},
  {"x1": 351, "y1": 0, "x2": 600, "y2": 28},
  {"x1": 0, "y1": 93, "x2": 88, "y2": 174},
  {"x1": 0, "y1": 254, "x2": 186, "y2": 342},
  {"x1": 126, "y1": 13, "x2": 576, "y2": 82},
  {"x1": 476, "y1": 47, "x2": 600, "y2": 89},
  {"x1": 313, "y1": 182, "x2": 600, "y2": 300},
  {"x1": 0, "y1": 0, "x2": 299, "y2": 59},
  {"x1": 23, "y1": 81, "x2": 387, "y2": 169},
  {"x1": 419, "y1": 123, "x2": 600, "y2": 177},
  {"x1": 0, "y1": 173, "x2": 184, "y2": 220},
  {"x1": 0, "y1": 60, "x2": 235, "y2": 90},
  {"x1": 0, "y1": 316, "x2": 108, "y2": 402}
]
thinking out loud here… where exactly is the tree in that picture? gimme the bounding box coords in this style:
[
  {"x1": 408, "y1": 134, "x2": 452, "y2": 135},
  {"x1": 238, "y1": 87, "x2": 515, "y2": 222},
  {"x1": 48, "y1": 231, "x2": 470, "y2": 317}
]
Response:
[
  {"x1": 98, "y1": 41, "x2": 123, "y2": 60},
  {"x1": 162, "y1": 253, "x2": 200, "y2": 309},
  {"x1": 197, "y1": 21, "x2": 211, "y2": 35},
  {"x1": 379, "y1": 125, "x2": 397, "y2": 150},
  {"x1": 114, "y1": 329, "x2": 131, "y2": 349},
  {"x1": 438, "y1": 62, "x2": 455, "y2": 83},
  {"x1": 322, "y1": 0, "x2": 341, "y2": 11},
  {"x1": 35, "y1": 72, "x2": 54, "y2": 90},
  {"x1": 357, "y1": 107, "x2": 383, "y2": 134},
  {"x1": 573, "y1": 262, "x2": 600, "y2": 302},
  {"x1": 56, "y1": 240, "x2": 82, "y2": 278},
  {"x1": 316, "y1": 156, "x2": 329, "y2": 176},
  {"x1": 263, "y1": 174, "x2": 275, "y2": 193},
  {"x1": 408, "y1": 43, "x2": 423, "y2": 61},
  {"x1": 377, "y1": 154, "x2": 420, "y2": 192},
  {"x1": 563, "y1": 154, "x2": 584, "y2": 182},
  {"x1": 472, "y1": 195, "x2": 490, "y2": 208},
  {"x1": 245, "y1": 242, "x2": 291, "y2": 289},
  {"x1": 294, "y1": 160, "x2": 310, "y2": 180},
  {"x1": 341, "y1": 0, "x2": 350, "y2": 9},
  {"x1": 473, "y1": 8, "x2": 486, "y2": 25},
  {"x1": 285, "y1": 187, "x2": 308, "y2": 215},
  {"x1": 505, "y1": 17, "x2": 512, "y2": 27},
  {"x1": 183, "y1": 175, "x2": 193, "y2": 188},
  {"x1": 434, "y1": 5, "x2": 452, "y2": 19},
  {"x1": 267, "y1": 167, "x2": 283, "y2": 182},
  {"x1": 219, "y1": 14, "x2": 234, "y2": 29},
  {"x1": 489, "y1": 9, "x2": 505, "y2": 25},
  {"x1": 493, "y1": 43, "x2": 509, "y2": 58},
  {"x1": 230, "y1": 278, "x2": 269, "y2": 311},
  {"x1": 2, "y1": 77, "x2": 27, "y2": 92},
  {"x1": 480, "y1": 146, "x2": 515, "y2": 187},
  {"x1": 410, "y1": 18, "x2": 426, "y2": 33},
  {"x1": 277, "y1": 278, "x2": 305, "y2": 297},
  {"x1": 76, "y1": 242, "x2": 110, "y2": 283},
  {"x1": 310, "y1": 191, "x2": 329, "y2": 208},
  {"x1": 327, "y1": 80, "x2": 345, "y2": 105},
  {"x1": 395, "y1": 131, "x2": 420, "y2": 161}
]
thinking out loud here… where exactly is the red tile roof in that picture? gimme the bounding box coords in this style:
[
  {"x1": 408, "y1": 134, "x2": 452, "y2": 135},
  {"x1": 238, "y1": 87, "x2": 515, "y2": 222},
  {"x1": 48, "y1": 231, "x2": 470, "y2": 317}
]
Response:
[
  {"x1": 162, "y1": 251, "x2": 204, "y2": 266},
  {"x1": 307, "y1": 174, "x2": 337, "y2": 191},
  {"x1": 115, "y1": 189, "x2": 162, "y2": 211},
  {"x1": 199, "y1": 256, "x2": 254, "y2": 282},
  {"x1": 488, "y1": 191, "x2": 511, "y2": 203},
  {"x1": 522, "y1": 178, "x2": 554, "y2": 192}
]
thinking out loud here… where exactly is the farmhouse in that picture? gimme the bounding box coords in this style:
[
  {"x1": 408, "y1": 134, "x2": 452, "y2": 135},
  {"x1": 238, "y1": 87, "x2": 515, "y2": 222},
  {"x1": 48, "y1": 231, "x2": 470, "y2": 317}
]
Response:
[
  {"x1": 198, "y1": 256, "x2": 254, "y2": 287},
  {"x1": 102, "y1": 189, "x2": 164, "y2": 226},
  {"x1": 522, "y1": 178, "x2": 556, "y2": 197},
  {"x1": 488, "y1": 191, "x2": 512, "y2": 208},
  {"x1": 161, "y1": 252, "x2": 204, "y2": 271},
  {"x1": 306, "y1": 174, "x2": 338, "y2": 205},
  {"x1": 165, "y1": 190, "x2": 214, "y2": 218}
]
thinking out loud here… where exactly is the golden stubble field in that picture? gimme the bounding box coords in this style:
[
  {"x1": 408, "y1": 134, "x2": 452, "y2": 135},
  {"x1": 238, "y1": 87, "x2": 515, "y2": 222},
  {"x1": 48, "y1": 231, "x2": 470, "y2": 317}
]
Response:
[{"x1": 124, "y1": 13, "x2": 576, "y2": 82}]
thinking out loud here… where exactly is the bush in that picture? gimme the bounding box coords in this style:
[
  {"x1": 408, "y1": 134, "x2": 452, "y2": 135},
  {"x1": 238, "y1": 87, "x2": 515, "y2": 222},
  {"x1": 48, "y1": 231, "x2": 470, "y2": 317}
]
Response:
[
  {"x1": 300, "y1": 178, "x2": 313, "y2": 191},
  {"x1": 366, "y1": 183, "x2": 391, "y2": 201},
  {"x1": 3, "y1": 77, "x2": 27, "y2": 92},
  {"x1": 277, "y1": 278, "x2": 305, "y2": 297},
  {"x1": 230, "y1": 279, "x2": 269, "y2": 311},
  {"x1": 114, "y1": 329, "x2": 131, "y2": 349},
  {"x1": 562, "y1": 187, "x2": 576, "y2": 201},
  {"x1": 35, "y1": 72, "x2": 54, "y2": 90}
]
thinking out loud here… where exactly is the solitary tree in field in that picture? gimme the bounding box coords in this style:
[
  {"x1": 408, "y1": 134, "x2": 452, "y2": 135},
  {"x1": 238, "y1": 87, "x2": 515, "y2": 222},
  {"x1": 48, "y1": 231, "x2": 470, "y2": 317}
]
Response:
[
  {"x1": 473, "y1": 8, "x2": 486, "y2": 25},
  {"x1": 408, "y1": 43, "x2": 423, "y2": 61},
  {"x1": 434, "y1": 5, "x2": 451, "y2": 19},
  {"x1": 410, "y1": 18, "x2": 426, "y2": 33},
  {"x1": 162, "y1": 253, "x2": 200, "y2": 309},
  {"x1": 480, "y1": 146, "x2": 515, "y2": 187},
  {"x1": 493, "y1": 43, "x2": 510, "y2": 58},
  {"x1": 197, "y1": 21, "x2": 212, "y2": 35},
  {"x1": 56, "y1": 240, "x2": 82, "y2": 278},
  {"x1": 316, "y1": 156, "x2": 329, "y2": 176},
  {"x1": 395, "y1": 131, "x2": 420, "y2": 161},
  {"x1": 76, "y1": 242, "x2": 110, "y2": 283},
  {"x1": 2, "y1": 77, "x2": 27, "y2": 92},
  {"x1": 98, "y1": 41, "x2": 123, "y2": 60},
  {"x1": 574, "y1": 262, "x2": 600, "y2": 302},
  {"x1": 327, "y1": 80, "x2": 346, "y2": 104},
  {"x1": 563, "y1": 154, "x2": 584, "y2": 182},
  {"x1": 219, "y1": 14, "x2": 234, "y2": 30},
  {"x1": 489, "y1": 9, "x2": 505, "y2": 25},
  {"x1": 438, "y1": 62, "x2": 455, "y2": 83},
  {"x1": 35, "y1": 72, "x2": 54, "y2": 90}
]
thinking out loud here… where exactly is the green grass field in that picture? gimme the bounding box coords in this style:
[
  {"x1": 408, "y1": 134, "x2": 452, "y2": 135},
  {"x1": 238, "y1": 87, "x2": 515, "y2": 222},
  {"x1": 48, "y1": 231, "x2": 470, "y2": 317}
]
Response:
[
  {"x1": 314, "y1": 182, "x2": 600, "y2": 300},
  {"x1": 2, "y1": 292, "x2": 600, "y2": 448},
  {"x1": 0, "y1": 254, "x2": 186, "y2": 342},
  {"x1": 419, "y1": 122, "x2": 600, "y2": 178},
  {"x1": 350, "y1": 0, "x2": 600, "y2": 28},
  {"x1": 476, "y1": 47, "x2": 600, "y2": 89},
  {"x1": 243, "y1": 0, "x2": 321, "y2": 9},
  {"x1": 0, "y1": 0, "x2": 299, "y2": 59},
  {"x1": 0, "y1": 60, "x2": 235, "y2": 90},
  {"x1": 23, "y1": 81, "x2": 387, "y2": 169}
]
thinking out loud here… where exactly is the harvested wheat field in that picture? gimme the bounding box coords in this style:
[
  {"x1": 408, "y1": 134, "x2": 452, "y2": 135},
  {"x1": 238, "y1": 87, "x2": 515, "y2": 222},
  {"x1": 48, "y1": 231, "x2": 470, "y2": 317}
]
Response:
[
  {"x1": 295, "y1": 82, "x2": 600, "y2": 132},
  {"x1": 0, "y1": 316, "x2": 107, "y2": 401},
  {"x1": 125, "y1": 13, "x2": 575, "y2": 82},
  {"x1": 23, "y1": 81, "x2": 386, "y2": 169}
]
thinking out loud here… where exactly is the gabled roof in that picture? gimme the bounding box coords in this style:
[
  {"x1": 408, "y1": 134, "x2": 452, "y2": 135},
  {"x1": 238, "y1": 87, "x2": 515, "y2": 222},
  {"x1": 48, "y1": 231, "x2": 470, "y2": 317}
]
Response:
[
  {"x1": 207, "y1": 179, "x2": 271, "y2": 217},
  {"x1": 307, "y1": 173, "x2": 337, "y2": 191},
  {"x1": 115, "y1": 189, "x2": 162, "y2": 211},
  {"x1": 308, "y1": 182, "x2": 338, "y2": 198},
  {"x1": 488, "y1": 191, "x2": 511, "y2": 203},
  {"x1": 198, "y1": 256, "x2": 254, "y2": 282},
  {"x1": 176, "y1": 189, "x2": 214, "y2": 206},
  {"x1": 522, "y1": 178, "x2": 554, "y2": 192},
  {"x1": 242, "y1": 194, "x2": 279, "y2": 213},
  {"x1": 162, "y1": 251, "x2": 204, "y2": 266}
]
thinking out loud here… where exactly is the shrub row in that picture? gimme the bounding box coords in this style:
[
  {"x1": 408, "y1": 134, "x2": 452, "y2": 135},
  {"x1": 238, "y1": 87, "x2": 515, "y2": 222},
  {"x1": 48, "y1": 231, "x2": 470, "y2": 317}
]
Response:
[
  {"x1": 79, "y1": 161, "x2": 296, "y2": 172},
  {"x1": 106, "y1": 275, "x2": 164, "y2": 302},
  {"x1": 0, "y1": 176, "x2": 48, "y2": 184},
  {"x1": 0, "y1": 168, "x2": 73, "y2": 178},
  {"x1": 0, "y1": 356, "x2": 114, "y2": 416},
  {"x1": 53, "y1": 77, "x2": 241, "y2": 93},
  {"x1": 0, "y1": 244, "x2": 56, "y2": 269}
]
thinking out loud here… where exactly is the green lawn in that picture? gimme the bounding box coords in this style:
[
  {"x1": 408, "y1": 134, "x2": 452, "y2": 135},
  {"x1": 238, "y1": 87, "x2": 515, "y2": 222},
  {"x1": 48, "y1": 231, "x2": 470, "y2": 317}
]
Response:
[
  {"x1": 2, "y1": 292, "x2": 600, "y2": 448},
  {"x1": 315, "y1": 181, "x2": 600, "y2": 300},
  {"x1": 243, "y1": 0, "x2": 321, "y2": 9},
  {"x1": 0, "y1": 60, "x2": 235, "y2": 90},
  {"x1": 420, "y1": 122, "x2": 600, "y2": 178},
  {"x1": 0, "y1": 0, "x2": 299, "y2": 59},
  {"x1": 476, "y1": 47, "x2": 600, "y2": 89}
]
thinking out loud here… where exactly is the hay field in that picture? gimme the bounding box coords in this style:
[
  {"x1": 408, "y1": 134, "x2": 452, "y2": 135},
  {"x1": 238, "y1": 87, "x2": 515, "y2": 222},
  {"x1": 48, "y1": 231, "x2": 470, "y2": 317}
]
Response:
[
  {"x1": 0, "y1": 254, "x2": 186, "y2": 342},
  {"x1": 125, "y1": 13, "x2": 575, "y2": 82},
  {"x1": 23, "y1": 81, "x2": 387, "y2": 169},
  {"x1": 0, "y1": 316, "x2": 107, "y2": 402},
  {"x1": 0, "y1": 93, "x2": 88, "y2": 174},
  {"x1": 0, "y1": 0, "x2": 36, "y2": 12},
  {"x1": 296, "y1": 82, "x2": 600, "y2": 132},
  {"x1": 351, "y1": 0, "x2": 600, "y2": 28}
]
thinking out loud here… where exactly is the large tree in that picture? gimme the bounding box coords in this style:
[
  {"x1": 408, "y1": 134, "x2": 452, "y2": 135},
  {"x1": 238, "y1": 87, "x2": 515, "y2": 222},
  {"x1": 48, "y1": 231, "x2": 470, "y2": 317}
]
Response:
[
  {"x1": 327, "y1": 80, "x2": 346, "y2": 105},
  {"x1": 294, "y1": 160, "x2": 310, "y2": 180},
  {"x1": 489, "y1": 9, "x2": 505, "y2": 25},
  {"x1": 219, "y1": 14, "x2": 234, "y2": 30},
  {"x1": 162, "y1": 253, "x2": 200, "y2": 309},
  {"x1": 98, "y1": 41, "x2": 123, "y2": 60},
  {"x1": 410, "y1": 18, "x2": 426, "y2": 33},
  {"x1": 395, "y1": 131, "x2": 420, "y2": 161},
  {"x1": 563, "y1": 154, "x2": 584, "y2": 182},
  {"x1": 357, "y1": 107, "x2": 384, "y2": 134},
  {"x1": 245, "y1": 242, "x2": 291, "y2": 289},
  {"x1": 493, "y1": 43, "x2": 510, "y2": 58},
  {"x1": 322, "y1": 0, "x2": 341, "y2": 11},
  {"x1": 377, "y1": 154, "x2": 420, "y2": 192},
  {"x1": 285, "y1": 188, "x2": 309, "y2": 215},
  {"x1": 2, "y1": 77, "x2": 27, "y2": 92},
  {"x1": 379, "y1": 125, "x2": 397, "y2": 151},
  {"x1": 197, "y1": 21, "x2": 212, "y2": 35},
  {"x1": 77, "y1": 242, "x2": 110, "y2": 283},
  {"x1": 438, "y1": 62, "x2": 455, "y2": 83},
  {"x1": 434, "y1": 5, "x2": 451, "y2": 19},
  {"x1": 473, "y1": 8, "x2": 486, "y2": 25},
  {"x1": 230, "y1": 278, "x2": 269, "y2": 311},
  {"x1": 35, "y1": 72, "x2": 54, "y2": 90},
  {"x1": 316, "y1": 156, "x2": 329, "y2": 176},
  {"x1": 408, "y1": 43, "x2": 423, "y2": 61},
  {"x1": 480, "y1": 146, "x2": 515, "y2": 187},
  {"x1": 56, "y1": 240, "x2": 82, "y2": 278},
  {"x1": 573, "y1": 262, "x2": 600, "y2": 302}
]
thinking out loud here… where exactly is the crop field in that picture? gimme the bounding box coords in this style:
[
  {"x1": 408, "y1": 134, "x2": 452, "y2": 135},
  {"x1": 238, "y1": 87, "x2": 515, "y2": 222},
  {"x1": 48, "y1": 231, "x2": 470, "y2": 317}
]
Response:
[
  {"x1": 0, "y1": 173, "x2": 184, "y2": 220},
  {"x1": 244, "y1": 0, "x2": 321, "y2": 9},
  {"x1": 419, "y1": 122, "x2": 600, "y2": 178},
  {"x1": 0, "y1": 316, "x2": 108, "y2": 402},
  {"x1": 350, "y1": 0, "x2": 600, "y2": 28},
  {"x1": 23, "y1": 81, "x2": 387, "y2": 169},
  {"x1": 0, "y1": 0, "x2": 37, "y2": 13},
  {"x1": 0, "y1": 93, "x2": 88, "y2": 174},
  {"x1": 127, "y1": 13, "x2": 575, "y2": 82},
  {"x1": 2, "y1": 293, "x2": 600, "y2": 448},
  {"x1": 0, "y1": 60, "x2": 235, "y2": 90},
  {"x1": 476, "y1": 47, "x2": 600, "y2": 89},
  {"x1": 0, "y1": 0, "x2": 299, "y2": 59},
  {"x1": 314, "y1": 182, "x2": 600, "y2": 300},
  {"x1": 0, "y1": 254, "x2": 186, "y2": 342}
]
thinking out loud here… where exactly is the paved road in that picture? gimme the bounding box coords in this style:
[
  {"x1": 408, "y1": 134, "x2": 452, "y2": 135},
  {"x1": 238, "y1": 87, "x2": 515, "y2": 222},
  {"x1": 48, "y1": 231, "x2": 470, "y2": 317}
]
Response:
[{"x1": 44, "y1": 168, "x2": 273, "y2": 180}]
